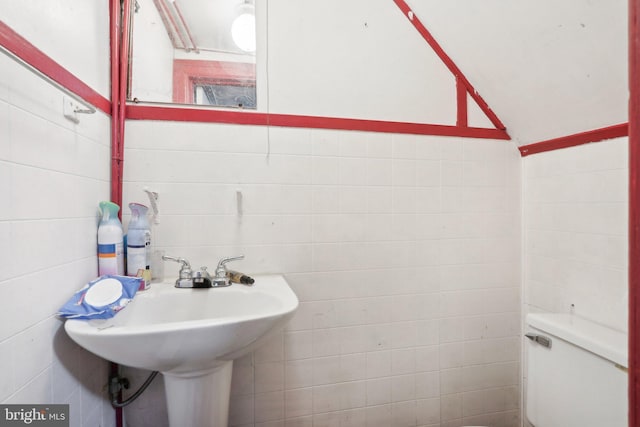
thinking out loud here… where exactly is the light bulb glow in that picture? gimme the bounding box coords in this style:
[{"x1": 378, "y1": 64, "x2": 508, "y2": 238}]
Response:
[{"x1": 231, "y1": 13, "x2": 256, "y2": 53}]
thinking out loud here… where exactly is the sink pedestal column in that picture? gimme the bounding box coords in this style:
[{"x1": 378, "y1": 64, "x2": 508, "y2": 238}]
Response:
[{"x1": 163, "y1": 361, "x2": 233, "y2": 427}]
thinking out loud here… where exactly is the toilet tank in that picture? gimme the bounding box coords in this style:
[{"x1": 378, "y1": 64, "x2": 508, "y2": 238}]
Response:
[{"x1": 525, "y1": 313, "x2": 627, "y2": 427}]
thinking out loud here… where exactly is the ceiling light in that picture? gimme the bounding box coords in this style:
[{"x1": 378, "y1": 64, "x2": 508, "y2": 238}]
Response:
[{"x1": 231, "y1": 3, "x2": 256, "y2": 53}]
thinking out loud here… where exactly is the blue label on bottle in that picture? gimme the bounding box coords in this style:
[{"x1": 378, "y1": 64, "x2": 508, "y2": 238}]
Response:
[{"x1": 98, "y1": 243, "x2": 116, "y2": 255}]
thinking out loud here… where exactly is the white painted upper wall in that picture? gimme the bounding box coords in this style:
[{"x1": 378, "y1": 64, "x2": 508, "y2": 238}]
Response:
[
  {"x1": 0, "y1": 0, "x2": 111, "y2": 97},
  {"x1": 267, "y1": 0, "x2": 457, "y2": 124},
  {"x1": 411, "y1": 0, "x2": 628, "y2": 145},
  {"x1": 1, "y1": 0, "x2": 626, "y2": 145}
]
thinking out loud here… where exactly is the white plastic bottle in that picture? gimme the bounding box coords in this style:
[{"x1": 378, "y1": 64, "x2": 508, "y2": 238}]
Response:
[
  {"x1": 97, "y1": 201, "x2": 125, "y2": 276},
  {"x1": 126, "y1": 203, "x2": 151, "y2": 278}
]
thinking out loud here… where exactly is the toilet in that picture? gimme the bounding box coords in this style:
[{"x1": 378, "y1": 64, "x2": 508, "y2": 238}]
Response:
[{"x1": 525, "y1": 313, "x2": 627, "y2": 427}]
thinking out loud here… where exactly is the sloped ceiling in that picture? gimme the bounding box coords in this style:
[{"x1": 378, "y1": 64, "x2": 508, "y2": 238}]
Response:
[
  {"x1": 409, "y1": 0, "x2": 628, "y2": 146},
  {"x1": 133, "y1": 0, "x2": 627, "y2": 146}
]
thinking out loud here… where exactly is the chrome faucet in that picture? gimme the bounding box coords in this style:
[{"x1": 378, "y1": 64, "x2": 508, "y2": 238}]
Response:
[
  {"x1": 162, "y1": 254, "x2": 246, "y2": 288},
  {"x1": 162, "y1": 255, "x2": 196, "y2": 288},
  {"x1": 211, "y1": 255, "x2": 244, "y2": 287}
]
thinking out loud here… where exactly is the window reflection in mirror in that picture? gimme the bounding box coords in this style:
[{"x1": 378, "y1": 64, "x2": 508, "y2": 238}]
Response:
[{"x1": 130, "y1": 0, "x2": 256, "y2": 109}]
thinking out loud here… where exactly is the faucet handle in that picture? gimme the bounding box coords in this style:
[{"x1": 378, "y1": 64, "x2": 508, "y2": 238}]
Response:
[
  {"x1": 162, "y1": 255, "x2": 193, "y2": 279},
  {"x1": 214, "y1": 255, "x2": 244, "y2": 277}
]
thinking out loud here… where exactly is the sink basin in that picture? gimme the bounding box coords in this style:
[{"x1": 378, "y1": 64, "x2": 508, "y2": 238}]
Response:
[
  {"x1": 64, "y1": 274, "x2": 298, "y2": 427},
  {"x1": 65, "y1": 274, "x2": 298, "y2": 374}
]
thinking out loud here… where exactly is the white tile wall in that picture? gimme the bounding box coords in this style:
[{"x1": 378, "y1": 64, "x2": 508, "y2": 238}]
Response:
[
  {"x1": 521, "y1": 138, "x2": 628, "y2": 427},
  {"x1": 3, "y1": 3, "x2": 627, "y2": 427},
  {"x1": 0, "y1": 54, "x2": 114, "y2": 427},
  {"x1": 523, "y1": 137, "x2": 629, "y2": 332},
  {"x1": 123, "y1": 121, "x2": 522, "y2": 427}
]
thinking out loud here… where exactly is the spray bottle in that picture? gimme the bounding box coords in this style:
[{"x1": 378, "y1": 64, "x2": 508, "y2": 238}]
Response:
[
  {"x1": 97, "y1": 201, "x2": 124, "y2": 276},
  {"x1": 127, "y1": 203, "x2": 151, "y2": 287}
]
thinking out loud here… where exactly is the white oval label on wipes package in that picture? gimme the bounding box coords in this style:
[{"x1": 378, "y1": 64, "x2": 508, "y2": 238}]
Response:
[{"x1": 84, "y1": 278, "x2": 123, "y2": 307}]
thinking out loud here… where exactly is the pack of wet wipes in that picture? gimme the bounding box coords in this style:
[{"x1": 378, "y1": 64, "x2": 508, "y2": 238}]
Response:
[{"x1": 57, "y1": 275, "x2": 142, "y2": 320}]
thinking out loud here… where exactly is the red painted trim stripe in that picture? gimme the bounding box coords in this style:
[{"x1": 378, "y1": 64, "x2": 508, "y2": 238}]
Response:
[
  {"x1": 456, "y1": 77, "x2": 468, "y2": 128},
  {"x1": 0, "y1": 21, "x2": 110, "y2": 115},
  {"x1": 110, "y1": 3, "x2": 124, "y2": 426},
  {"x1": 392, "y1": 0, "x2": 506, "y2": 132},
  {"x1": 125, "y1": 105, "x2": 511, "y2": 140},
  {"x1": 110, "y1": 0, "x2": 120, "y2": 120},
  {"x1": 118, "y1": 1, "x2": 132, "y2": 149},
  {"x1": 110, "y1": 362, "x2": 123, "y2": 427},
  {"x1": 629, "y1": 0, "x2": 640, "y2": 425},
  {"x1": 518, "y1": 123, "x2": 629, "y2": 157},
  {"x1": 111, "y1": 0, "x2": 122, "y2": 208},
  {"x1": 127, "y1": 105, "x2": 270, "y2": 125},
  {"x1": 111, "y1": 0, "x2": 132, "y2": 211}
]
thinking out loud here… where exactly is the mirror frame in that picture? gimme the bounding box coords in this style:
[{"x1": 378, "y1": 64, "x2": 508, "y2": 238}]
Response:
[{"x1": 172, "y1": 59, "x2": 255, "y2": 106}]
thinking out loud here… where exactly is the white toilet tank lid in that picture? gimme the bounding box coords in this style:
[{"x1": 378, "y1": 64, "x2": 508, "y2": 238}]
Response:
[{"x1": 527, "y1": 313, "x2": 627, "y2": 368}]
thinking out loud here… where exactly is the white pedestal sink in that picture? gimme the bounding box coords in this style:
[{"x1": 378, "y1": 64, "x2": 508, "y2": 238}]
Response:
[{"x1": 64, "y1": 274, "x2": 298, "y2": 427}]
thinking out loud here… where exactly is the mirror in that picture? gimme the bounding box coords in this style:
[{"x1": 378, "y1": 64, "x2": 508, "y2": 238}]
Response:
[{"x1": 129, "y1": 0, "x2": 256, "y2": 109}]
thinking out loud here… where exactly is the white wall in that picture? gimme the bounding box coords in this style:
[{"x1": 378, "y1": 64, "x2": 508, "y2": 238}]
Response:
[
  {"x1": 410, "y1": 0, "x2": 628, "y2": 145},
  {"x1": 523, "y1": 138, "x2": 628, "y2": 332},
  {"x1": 0, "y1": 1, "x2": 537, "y2": 426},
  {"x1": 521, "y1": 138, "x2": 628, "y2": 427},
  {"x1": 0, "y1": 2, "x2": 114, "y2": 426},
  {"x1": 0, "y1": 1, "x2": 630, "y2": 427},
  {"x1": 0, "y1": 0, "x2": 111, "y2": 98},
  {"x1": 266, "y1": 0, "x2": 456, "y2": 123},
  {"x1": 122, "y1": 1, "x2": 522, "y2": 426},
  {"x1": 122, "y1": 123, "x2": 522, "y2": 427}
]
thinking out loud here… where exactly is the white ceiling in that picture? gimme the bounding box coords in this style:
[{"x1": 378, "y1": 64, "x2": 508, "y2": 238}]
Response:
[{"x1": 409, "y1": 0, "x2": 628, "y2": 146}]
